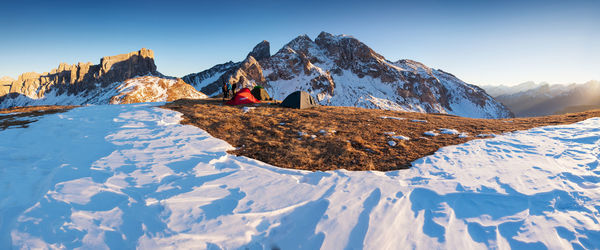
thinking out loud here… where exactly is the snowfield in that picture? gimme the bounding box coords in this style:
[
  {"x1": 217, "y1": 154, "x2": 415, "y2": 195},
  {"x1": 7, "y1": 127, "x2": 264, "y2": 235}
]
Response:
[{"x1": 0, "y1": 104, "x2": 599, "y2": 249}]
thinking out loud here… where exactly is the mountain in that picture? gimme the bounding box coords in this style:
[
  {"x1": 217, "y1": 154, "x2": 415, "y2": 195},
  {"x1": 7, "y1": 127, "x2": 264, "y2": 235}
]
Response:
[
  {"x1": 0, "y1": 76, "x2": 14, "y2": 96},
  {"x1": 481, "y1": 81, "x2": 545, "y2": 97},
  {"x1": 481, "y1": 81, "x2": 600, "y2": 117},
  {"x1": 0, "y1": 49, "x2": 206, "y2": 109},
  {"x1": 184, "y1": 32, "x2": 512, "y2": 118}
]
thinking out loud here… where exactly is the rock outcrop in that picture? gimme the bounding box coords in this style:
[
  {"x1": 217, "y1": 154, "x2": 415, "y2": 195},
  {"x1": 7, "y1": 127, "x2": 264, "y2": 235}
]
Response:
[
  {"x1": 4, "y1": 48, "x2": 157, "y2": 99},
  {"x1": 0, "y1": 49, "x2": 206, "y2": 108},
  {"x1": 0, "y1": 76, "x2": 13, "y2": 96}
]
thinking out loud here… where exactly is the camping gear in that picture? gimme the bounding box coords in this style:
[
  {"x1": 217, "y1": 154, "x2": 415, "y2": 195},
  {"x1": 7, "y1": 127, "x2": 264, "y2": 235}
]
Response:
[
  {"x1": 226, "y1": 88, "x2": 260, "y2": 105},
  {"x1": 251, "y1": 86, "x2": 272, "y2": 101},
  {"x1": 280, "y1": 91, "x2": 319, "y2": 109}
]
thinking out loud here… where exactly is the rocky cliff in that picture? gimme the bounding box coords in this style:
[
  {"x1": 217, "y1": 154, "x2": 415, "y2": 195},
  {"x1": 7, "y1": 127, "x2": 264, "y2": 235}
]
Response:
[
  {"x1": 185, "y1": 32, "x2": 512, "y2": 118},
  {"x1": 3, "y1": 48, "x2": 157, "y2": 99},
  {"x1": 0, "y1": 49, "x2": 206, "y2": 108},
  {"x1": 0, "y1": 76, "x2": 13, "y2": 96}
]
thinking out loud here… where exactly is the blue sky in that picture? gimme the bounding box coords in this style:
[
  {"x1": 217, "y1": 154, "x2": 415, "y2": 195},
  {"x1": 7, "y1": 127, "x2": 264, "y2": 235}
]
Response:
[{"x1": 1, "y1": 0, "x2": 598, "y2": 86}]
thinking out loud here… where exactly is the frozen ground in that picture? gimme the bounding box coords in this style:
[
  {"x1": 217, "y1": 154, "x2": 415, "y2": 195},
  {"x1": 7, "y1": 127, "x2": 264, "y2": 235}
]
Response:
[{"x1": 0, "y1": 104, "x2": 599, "y2": 249}]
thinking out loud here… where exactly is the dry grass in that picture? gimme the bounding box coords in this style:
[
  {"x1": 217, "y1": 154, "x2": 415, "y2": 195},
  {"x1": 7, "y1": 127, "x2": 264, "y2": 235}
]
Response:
[
  {"x1": 164, "y1": 99, "x2": 600, "y2": 171},
  {"x1": 0, "y1": 105, "x2": 76, "y2": 130}
]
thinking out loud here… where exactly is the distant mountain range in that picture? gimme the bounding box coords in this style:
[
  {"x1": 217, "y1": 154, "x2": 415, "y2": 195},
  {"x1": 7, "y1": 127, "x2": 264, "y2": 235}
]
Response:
[
  {"x1": 0, "y1": 49, "x2": 205, "y2": 108},
  {"x1": 183, "y1": 32, "x2": 512, "y2": 118},
  {"x1": 481, "y1": 81, "x2": 600, "y2": 117}
]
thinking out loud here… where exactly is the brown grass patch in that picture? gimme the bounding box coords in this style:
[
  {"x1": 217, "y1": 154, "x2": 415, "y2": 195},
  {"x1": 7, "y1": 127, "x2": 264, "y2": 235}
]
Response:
[
  {"x1": 163, "y1": 99, "x2": 600, "y2": 171},
  {"x1": 0, "y1": 105, "x2": 76, "y2": 130}
]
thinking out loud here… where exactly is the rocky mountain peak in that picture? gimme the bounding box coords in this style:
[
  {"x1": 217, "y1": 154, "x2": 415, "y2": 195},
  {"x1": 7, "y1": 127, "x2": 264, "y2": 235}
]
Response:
[
  {"x1": 0, "y1": 76, "x2": 13, "y2": 96},
  {"x1": 183, "y1": 32, "x2": 512, "y2": 118},
  {"x1": 1, "y1": 49, "x2": 206, "y2": 108},
  {"x1": 247, "y1": 40, "x2": 270, "y2": 61},
  {"x1": 283, "y1": 34, "x2": 314, "y2": 52},
  {"x1": 2, "y1": 48, "x2": 158, "y2": 100},
  {"x1": 316, "y1": 31, "x2": 334, "y2": 40}
]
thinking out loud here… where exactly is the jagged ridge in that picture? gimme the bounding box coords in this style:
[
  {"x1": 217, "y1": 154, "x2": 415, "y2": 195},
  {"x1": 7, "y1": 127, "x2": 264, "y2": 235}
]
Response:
[
  {"x1": 0, "y1": 49, "x2": 206, "y2": 108},
  {"x1": 185, "y1": 32, "x2": 512, "y2": 118}
]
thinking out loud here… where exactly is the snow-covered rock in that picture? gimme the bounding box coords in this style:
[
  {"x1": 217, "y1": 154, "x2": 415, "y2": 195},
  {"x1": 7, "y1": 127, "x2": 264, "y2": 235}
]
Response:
[
  {"x1": 391, "y1": 135, "x2": 410, "y2": 140},
  {"x1": 439, "y1": 128, "x2": 459, "y2": 135},
  {"x1": 0, "y1": 76, "x2": 207, "y2": 108},
  {"x1": 186, "y1": 32, "x2": 513, "y2": 118},
  {"x1": 424, "y1": 130, "x2": 439, "y2": 136},
  {"x1": 0, "y1": 104, "x2": 598, "y2": 248}
]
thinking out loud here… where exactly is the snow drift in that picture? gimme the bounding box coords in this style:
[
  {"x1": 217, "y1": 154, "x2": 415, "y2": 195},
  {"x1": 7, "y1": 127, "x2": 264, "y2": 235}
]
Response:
[{"x1": 0, "y1": 104, "x2": 598, "y2": 248}]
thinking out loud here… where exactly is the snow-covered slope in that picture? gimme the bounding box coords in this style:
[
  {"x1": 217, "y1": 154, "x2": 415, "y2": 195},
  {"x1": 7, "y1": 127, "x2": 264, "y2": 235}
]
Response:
[
  {"x1": 181, "y1": 61, "x2": 240, "y2": 94},
  {"x1": 0, "y1": 76, "x2": 206, "y2": 108},
  {"x1": 186, "y1": 32, "x2": 512, "y2": 118},
  {"x1": 1, "y1": 104, "x2": 598, "y2": 248}
]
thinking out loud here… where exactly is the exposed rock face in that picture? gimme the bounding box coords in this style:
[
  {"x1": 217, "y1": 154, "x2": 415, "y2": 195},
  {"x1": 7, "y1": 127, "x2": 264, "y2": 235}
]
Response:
[
  {"x1": 0, "y1": 49, "x2": 206, "y2": 108},
  {"x1": 0, "y1": 76, "x2": 13, "y2": 96},
  {"x1": 247, "y1": 40, "x2": 270, "y2": 61},
  {"x1": 261, "y1": 32, "x2": 512, "y2": 118},
  {"x1": 185, "y1": 32, "x2": 512, "y2": 118},
  {"x1": 4, "y1": 48, "x2": 157, "y2": 99}
]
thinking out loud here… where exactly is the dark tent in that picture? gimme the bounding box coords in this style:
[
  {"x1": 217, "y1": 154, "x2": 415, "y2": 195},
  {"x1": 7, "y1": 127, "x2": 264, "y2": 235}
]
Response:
[
  {"x1": 251, "y1": 86, "x2": 271, "y2": 101},
  {"x1": 280, "y1": 91, "x2": 319, "y2": 109}
]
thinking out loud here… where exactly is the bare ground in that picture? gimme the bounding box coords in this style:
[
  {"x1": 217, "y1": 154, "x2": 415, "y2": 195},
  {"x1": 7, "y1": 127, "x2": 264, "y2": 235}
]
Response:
[
  {"x1": 0, "y1": 105, "x2": 76, "y2": 130},
  {"x1": 164, "y1": 99, "x2": 600, "y2": 171}
]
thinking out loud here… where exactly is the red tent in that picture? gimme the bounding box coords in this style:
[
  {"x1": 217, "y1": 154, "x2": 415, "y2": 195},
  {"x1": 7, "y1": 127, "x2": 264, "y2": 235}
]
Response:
[{"x1": 226, "y1": 88, "x2": 260, "y2": 105}]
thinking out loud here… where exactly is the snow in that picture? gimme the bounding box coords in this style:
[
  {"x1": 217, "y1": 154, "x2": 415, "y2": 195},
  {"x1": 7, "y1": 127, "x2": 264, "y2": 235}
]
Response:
[
  {"x1": 194, "y1": 71, "x2": 226, "y2": 90},
  {"x1": 379, "y1": 116, "x2": 405, "y2": 120},
  {"x1": 424, "y1": 130, "x2": 439, "y2": 136},
  {"x1": 383, "y1": 132, "x2": 395, "y2": 135},
  {"x1": 458, "y1": 132, "x2": 469, "y2": 138},
  {"x1": 411, "y1": 119, "x2": 428, "y2": 123},
  {"x1": 387, "y1": 141, "x2": 397, "y2": 146},
  {"x1": 391, "y1": 135, "x2": 410, "y2": 140},
  {"x1": 1, "y1": 103, "x2": 599, "y2": 249},
  {"x1": 242, "y1": 107, "x2": 255, "y2": 113},
  {"x1": 439, "y1": 128, "x2": 459, "y2": 135},
  {"x1": 0, "y1": 112, "x2": 24, "y2": 116}
]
